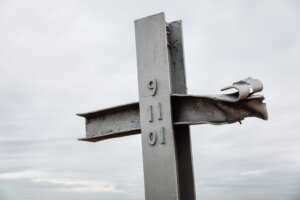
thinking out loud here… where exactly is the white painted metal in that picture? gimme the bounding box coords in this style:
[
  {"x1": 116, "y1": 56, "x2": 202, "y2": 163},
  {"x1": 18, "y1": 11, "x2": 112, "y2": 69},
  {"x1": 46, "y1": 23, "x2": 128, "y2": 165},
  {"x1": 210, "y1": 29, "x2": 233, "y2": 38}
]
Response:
[
  {"x1": 135, "y1": 13, "x2": 181, "y2": 200},
  {"x1": 77, "y1": 12, "x2": 268, "y2": 200}
]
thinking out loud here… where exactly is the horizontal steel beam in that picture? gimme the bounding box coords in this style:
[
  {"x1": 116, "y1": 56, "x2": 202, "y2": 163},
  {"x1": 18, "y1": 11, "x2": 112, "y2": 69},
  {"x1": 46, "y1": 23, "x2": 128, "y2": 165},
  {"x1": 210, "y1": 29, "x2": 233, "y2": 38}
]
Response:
[{"x1": 78, "y1": 94, "x2": 267, "y2": 142}]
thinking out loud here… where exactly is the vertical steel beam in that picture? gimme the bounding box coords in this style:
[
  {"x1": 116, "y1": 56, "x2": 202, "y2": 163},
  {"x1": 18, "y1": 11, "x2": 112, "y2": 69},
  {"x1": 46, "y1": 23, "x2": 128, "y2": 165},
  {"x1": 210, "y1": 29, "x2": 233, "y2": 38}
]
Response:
[
  {"x1": 168, "y1": 21, "x2": 196, "y2": 200},
  {"x1": 135, "y1": 13, "x2": 195, "y2": 200}
]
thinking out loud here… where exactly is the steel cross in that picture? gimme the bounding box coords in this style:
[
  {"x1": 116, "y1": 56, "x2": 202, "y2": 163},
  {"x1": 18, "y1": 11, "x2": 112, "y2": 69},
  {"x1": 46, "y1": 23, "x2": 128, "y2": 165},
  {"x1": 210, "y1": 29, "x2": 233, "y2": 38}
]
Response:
[{"x1": 77, "y1": 13, "x2": 268, "y2": 200}]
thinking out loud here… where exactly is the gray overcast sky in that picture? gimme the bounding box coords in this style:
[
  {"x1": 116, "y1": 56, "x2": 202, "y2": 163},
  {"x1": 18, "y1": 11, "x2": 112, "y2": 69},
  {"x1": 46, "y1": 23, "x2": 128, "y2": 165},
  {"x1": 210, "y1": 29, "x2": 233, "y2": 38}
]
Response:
[{"x1": 0, "y1": 0, "x2": 300, "y2": 199}]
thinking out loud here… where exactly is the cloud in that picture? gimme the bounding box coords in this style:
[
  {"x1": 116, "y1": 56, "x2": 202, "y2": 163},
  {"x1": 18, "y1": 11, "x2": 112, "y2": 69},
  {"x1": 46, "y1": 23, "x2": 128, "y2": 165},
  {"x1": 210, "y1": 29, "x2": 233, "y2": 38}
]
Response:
[
  {"x1": 0, "y1": 170, "x2": 121, "y2": 193},
  {"x1": 240, "y1": 169, "x2": 266, "y2": 177}
]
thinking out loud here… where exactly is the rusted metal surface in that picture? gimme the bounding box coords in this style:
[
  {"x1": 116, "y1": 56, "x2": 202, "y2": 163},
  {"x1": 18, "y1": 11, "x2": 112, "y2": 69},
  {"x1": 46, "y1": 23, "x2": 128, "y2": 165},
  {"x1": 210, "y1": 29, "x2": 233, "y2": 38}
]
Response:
[{"x1": 78, "y1": 89, "x2": 267, "y2": 142}]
